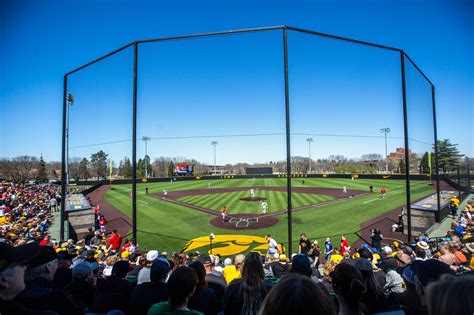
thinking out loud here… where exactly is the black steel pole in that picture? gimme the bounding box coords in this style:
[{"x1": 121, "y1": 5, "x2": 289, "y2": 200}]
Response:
[
  {"x1": 457, "y1": 165, "x2": 461, "y2": 196},
  {"x1": 431, "y1": 86, "x2": 442, "y2": 216},
  {"x1": 132, "y1": 42, "x2": 138, "y2": 242},
  {"x1": 468, "y1": 165, "x2": 471, "y2": 193},
  {"x1": 60, "y1": 75, "x2": 68, "y2": 240},
  {"x1": 400, "y1": 52, "x2": 412, "y2": 242},
  {"x1": 283, "y1": 28, "x2": 293, "y2": 257}
]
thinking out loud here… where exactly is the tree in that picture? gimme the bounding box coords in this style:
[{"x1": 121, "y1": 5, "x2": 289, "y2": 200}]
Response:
[
  {"x1": 79, "y1": 158, "x2": 89, "y2": 180},
  {"x1": 399, "y1": 159, "x2": 406, "y2": 174},
  {"x1": 69, "y1": 157, "x2": 82, "y2": 181},
  {"x1": 419, "y1": 152, "x2": 430, "y2": 174},
  {"x1": 35, "y1": 155, "x2": 48, "y2": 183},
  {"x1": 90, "y1": 151, "x2": 108, "y2": 180},
  {"x1": 361, "y1": 153, "x2": 383, "y2": 161},
  {"x1": 434, "y1": 139, "x2": 463, "y2": 173}
]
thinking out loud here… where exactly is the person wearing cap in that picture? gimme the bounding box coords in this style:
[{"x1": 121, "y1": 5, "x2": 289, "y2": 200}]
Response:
[
  {"x1": 0, "y1": 242, "x2": 46, "y2": 315},
  {"x1": 414, "y1": 259, "x2": 455, "y2": 314},
  {"x1": 269, "y1": 254, "x2": 290, "y2": 277},
  {"x1": 353, "y1": 258, "x2": 386, "y2": 313},
  {"x1": 63, "y1": 260, "x2": 99, "y2": 311},
  {"x1": 92, "y1": 260, "x2": 132, "y2": 313},
  {"x1": 15, "y1": 245, "x2": 84, "y2": 315},
  {"x1": 223, "y1": 254, "x2": 244, "y2": 285},
  {"x1": 130, "y1": 259, "x2": 170, "y2": 315},
  {"x1": 137, "y1": 249, "x2": 159, "y2": 285},
  {"x1": 198, "y1": 254, "x2": 225, "y2": 310}
]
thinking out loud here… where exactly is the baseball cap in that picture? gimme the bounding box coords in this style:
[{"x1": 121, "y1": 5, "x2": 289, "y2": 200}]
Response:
[
  {"x1": 353, "y1": 258, "x2": 373, "y2": 272},
  {"x1": 28, "y1": 245, "x2": 58, "y2": 268},
  {"x1": 290, "y1": 254, "x2": 312, "y2": 277},
  {"x1": 146, "y1": 250, "x2": 159, "y2": 262},
  {"x1": 150, "y1": 259, "x2": 170, "y2": 282},
  {"x1": 112, "y1": 260, "x2": 132, "y2": 278},
  {"x1": 279, "y1": 254, "x2": 288, "y2": 262},
  {"x1": 224, "y1": 258, "x2": 232, "y2": 266},
  {"x1": 0, "y1": 242, "x2": 40, "y2": 272},
  {"x1": 197, "y1": 254, "x2": 212, "y2": 265},
  {"x1": 402, "y1": 260, "x2": 423, "y2": 285},
  {"x1": 72, "y1": 261, "x2": 99, "y2": 280}
]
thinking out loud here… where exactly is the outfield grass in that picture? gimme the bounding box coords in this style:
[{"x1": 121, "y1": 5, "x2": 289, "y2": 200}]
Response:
[
  {"x1": 178, "y1": 190, "x2": 335, "y2": 214},
  {"x1": 103, "y1": 178, "x2": 435, "y2": 253}
]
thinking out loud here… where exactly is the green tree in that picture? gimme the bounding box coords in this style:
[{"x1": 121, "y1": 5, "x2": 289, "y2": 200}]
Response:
[
  {"x1": 36, "y1": 155, "x2": 48, "y2": 183},
  {"x1": 399, "y1": 159, "x2": 406, "y2": 174},
  {"x1": 90, "y1": 151, "x2": 108, "y2": 180},
  {"x1": 168, "y1": 162, "x2": 175, "y2": 177},
  {"x1": 434, "y1": 139, "x2": 463, "y2": 173},
  {"x1": 419, "y1": 152, "x2": 430, "y2": 174},
  {"x1": 137, "y1": 158, "x2": 144, "y2": 178},
  {"x1": 79, "y1": 158, "x2": 89, "y2": 180}
]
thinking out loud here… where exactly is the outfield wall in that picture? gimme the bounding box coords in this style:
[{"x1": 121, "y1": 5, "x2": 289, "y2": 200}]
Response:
[{"x1": 71, "y1": 173, "x2": 438, "y2": 186}]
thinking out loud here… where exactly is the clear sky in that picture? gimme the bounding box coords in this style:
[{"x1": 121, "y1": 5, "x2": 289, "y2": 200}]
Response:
[{"x1": 1, "y1": 0, "x2": 472, "y2": 166}]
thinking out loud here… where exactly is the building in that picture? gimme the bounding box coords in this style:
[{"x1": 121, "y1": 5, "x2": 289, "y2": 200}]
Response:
[{"x1": 388, "y1": 148, "x2": 413, "y2": 161}]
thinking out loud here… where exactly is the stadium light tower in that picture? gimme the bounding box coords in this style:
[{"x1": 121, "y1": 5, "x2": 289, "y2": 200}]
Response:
[
  {"x1": 211, "y1": 141, "x2": 218, "y2": 175},
  {"x1": 142, "y1": 136, "x2": 151, "y2": 178},
  {"x1": 380, "y1": 128, "x2": 391, "y2": 173},
  {"x1": 306, "y1": 138, "x2": 313, "y2": 174}
]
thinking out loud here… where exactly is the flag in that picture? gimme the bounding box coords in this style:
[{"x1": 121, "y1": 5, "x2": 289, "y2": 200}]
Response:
[
  {"x1": 109, "y1": 159, "x2": 113, "y2": 179},
  {"x1": 428, "y1": 152, "x2": 432, "y2": 174}
]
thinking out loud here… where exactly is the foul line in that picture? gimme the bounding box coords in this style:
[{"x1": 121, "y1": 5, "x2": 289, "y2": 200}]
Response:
[{"x1": 362, "y1": 198, "x2": 380, "y2": 204}]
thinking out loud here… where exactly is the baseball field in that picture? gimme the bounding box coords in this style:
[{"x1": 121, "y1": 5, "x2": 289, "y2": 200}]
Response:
[{"x1": 100, "y1": 177, "x2": 435, "y2": 255}]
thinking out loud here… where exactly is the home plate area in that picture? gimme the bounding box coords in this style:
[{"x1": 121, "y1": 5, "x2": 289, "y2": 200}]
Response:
[
  {"x1": 229, "y1": 216, "x2": 259, "y2": 228},
  {"x1": 209, "y1": 214, "x2": 279, "y2": 230}
]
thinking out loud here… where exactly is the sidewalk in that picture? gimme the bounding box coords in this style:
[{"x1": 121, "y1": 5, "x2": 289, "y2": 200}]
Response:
[
  {"x1": 48, "y1": 208, "x2": 62, "y2": 241},
  {"x1": 427, "y1": 193, "x2": 472, "y2": 238}
]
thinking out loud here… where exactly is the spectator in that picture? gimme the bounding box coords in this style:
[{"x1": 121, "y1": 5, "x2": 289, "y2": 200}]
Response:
[
  {"x1": 137, "y1": 250, "x2": 159, "y2": 284},
  {"x1": 269, "y1": 254, "x2": 290, "y2": 277},
  {"x1": 370, "y1": 229, "x2": 383, "y2": 250},
  {"x1": 92, "y1": 260, "x2": 132, "y2": 313},
  {"x1": 89, "y1": 230, "x2": 102, "y2": 246},
  {"x1": 64, "y1": 260, "x2": 99, "y2": 312},
  {"x1": 381, "y1": 257, "x2": 405, "y2": 294},
  {"x1": 426, "y1": 274, "x2": 474, "y2": 315},
  {"x1": 353, "y1": 258, "x2": 386, "y2": 313},
  {"x1": 107, "y1": 229, "x2": 122, "y2": 252},
  {"x1": 298, "y1": 233, "x2": 311, "y2": 255},
  {"x1": 437, "y1": 244, "x2": 456, "y2": 266},
  {"x1": 84, "y1": 227, "x2": 94, "y2": 245},
  {"x1": 198, "y1": 254, "x2": 225, "y2": 310},
  {"x1": 340, "y1": 235, "x2": 350, "y2": 256},
  {"x1": 0, "y1": 242, "x2": 47, "y2": 315},
  {"x1": 16, "y1": 245, "x2": 84, "y2": 315},
  {"x1": 188, "y1": 261, "x2": 218, "y2": 315},
  {"x1": 324, "y1": 237, "x2": 333, "y2": 260},
  {"x1": 223, "y1": 254, "x2": 244, "y2": 284},
  {"x1": 130, "y1": 259, "x2": 170, "y2": 315},
  {"x1": 415, "y1": 259, "x2": 455, "y2": 314},
  {"x1": 308, "y1": 240, "x2": 321, "y2": 268},
  {"x1": 223, "y1": 252, "x2": 270, "y2": 315},
  {"x1": 260, "y1": 274, "x2": 336, "y2": 315},
  {"x1": 330, "y1": 262, "x2": 367, "y2": 315},
  {"x1": 148, "y1": 266, "x2": 202, "y2": 315}
]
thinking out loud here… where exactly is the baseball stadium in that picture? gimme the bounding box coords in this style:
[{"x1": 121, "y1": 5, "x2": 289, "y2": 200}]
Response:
[{"x1": 59, "y1": 26, "x2": 471, "y2": 258}]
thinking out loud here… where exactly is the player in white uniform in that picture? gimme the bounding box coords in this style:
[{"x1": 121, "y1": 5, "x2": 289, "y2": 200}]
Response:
[
  {"x1": 342, "y1": 185, "x2": 347, "y2": 193},
  {"x1": 261, "y1": 201, "x2": 268, "y2": 214},
  {"x1": 163, "y1": 189, "x2": 168, "y2": 199},
  {"x1": 250, "y1": 188, "x2": 255, "y2": 197}
]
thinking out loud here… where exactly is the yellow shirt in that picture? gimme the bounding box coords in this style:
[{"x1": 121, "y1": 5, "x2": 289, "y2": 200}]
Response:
[
  {"x1": 330, "y1": 254, "x2": 343, "y2": 264},
  {"x1": 223, "y1": 265, "x2": 241, "y2": 284}
]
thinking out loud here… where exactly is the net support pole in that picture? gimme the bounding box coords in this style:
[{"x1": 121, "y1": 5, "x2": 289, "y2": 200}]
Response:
[
  {"x1": 132, "y1": 42, "x2": 138, "y2": 242},
  {"x1": 400, "y1": 51, "x2": 412, "y2": 242},
  {"x1": 283, "y1": 27, "x2": 293, "y2": 256},
  {"x1": 431, "y1": 86, "x2": 442, "y2": 217}
]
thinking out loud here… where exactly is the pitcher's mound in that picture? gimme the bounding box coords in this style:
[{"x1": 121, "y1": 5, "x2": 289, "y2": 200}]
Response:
[{"x1": 239, "y1": 197, "x2": 267, "y2": 202}]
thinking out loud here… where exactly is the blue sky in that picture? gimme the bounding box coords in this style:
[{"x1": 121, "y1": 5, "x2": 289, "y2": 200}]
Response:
[{"x1": 0, "y1": 0, "x2": 472, "y2": 165}]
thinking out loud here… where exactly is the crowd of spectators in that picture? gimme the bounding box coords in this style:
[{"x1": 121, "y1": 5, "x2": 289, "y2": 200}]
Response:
[{"x1": 1, "y1": 181, "x2": 473, "y2": 315}]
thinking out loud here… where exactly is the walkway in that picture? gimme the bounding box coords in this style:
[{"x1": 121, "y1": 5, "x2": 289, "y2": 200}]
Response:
[{"x1": 427, "y1": 193, "x2": 472, "y2": 238}]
